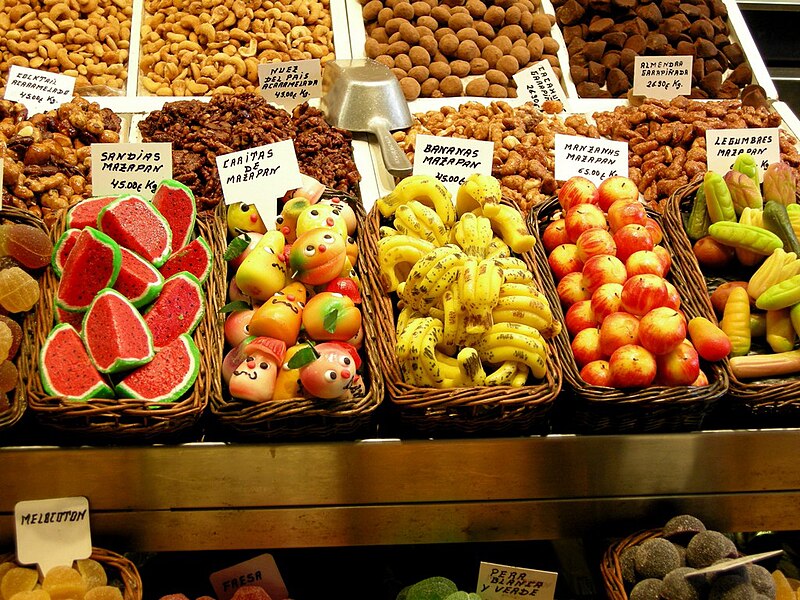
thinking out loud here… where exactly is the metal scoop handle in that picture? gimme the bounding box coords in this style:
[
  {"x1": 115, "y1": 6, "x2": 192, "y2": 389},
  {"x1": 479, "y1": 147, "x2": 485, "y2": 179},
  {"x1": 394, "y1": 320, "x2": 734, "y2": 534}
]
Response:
[{"x1": 372, "y1": 119, "x2": 412, "y2": 179}]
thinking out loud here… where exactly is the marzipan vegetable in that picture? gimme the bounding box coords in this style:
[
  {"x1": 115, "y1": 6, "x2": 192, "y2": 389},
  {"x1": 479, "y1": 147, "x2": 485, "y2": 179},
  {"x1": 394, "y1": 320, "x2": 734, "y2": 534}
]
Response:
[
  {"x1": 725, "y1": 169, "x2": 763, "y2": 215},
  {"x1": 730, "y1": 350, "x2": 800, "y2": 379},
  {"x1": 736, "y1": 207, "x2": 765, "y2": 266},
  {"x1": 766, "y1": 308, "x2": 796, "y2": 353},
  {"x1": 686, "y1": 185, "x2": 711, "y2": 241},
  {"x1": 747, "y1": 249, "x2": 799, "y2": 300},
  {"x1": 756, "y1": 274, "x2": 800, "y2": 311},
  {"x1": 704, "y1": 171, "x2": 736, "y2": 223},
  {"x1": 762, "y1": 200, "x2": 800, "y2": 255},
  {"x1": 721, "y1": 286, "x2": 751, "y2": 357},
  {"x1": 708, "y1": 222, "x2": 783, "y2": 255},
  {"x1": 732, "y1": 153, "x2": 761, "y2": 190}
]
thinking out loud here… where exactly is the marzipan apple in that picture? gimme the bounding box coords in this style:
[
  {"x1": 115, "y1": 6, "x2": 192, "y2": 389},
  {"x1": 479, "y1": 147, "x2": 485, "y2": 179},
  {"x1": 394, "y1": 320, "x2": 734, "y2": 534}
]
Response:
[
  {"x1": 656, "y1": 340, "x2": 700, "y2": 386},
  {"x1": 557, "y1": 271, "x2": 592, "y2": 306},
  {"x1": 542, "y1": 218, "x2": 570, "y2": 253},
  {"x1": 565, "y1": 204, "x2": 608, "y2": 242},
  {"x1": 571, "y1": 327, "x2": 604, "y2": 367},
  {"x1": 597, "y1": 176, "x2": 640, "y2": 212},
  {"x1": 565, "y1": 299, "x2": 597, "y2": 336},
  {"x1": 638, "y1": 307, "x2": 687, "y2": 355},
  {"x1": 613, "y1": 223, "x2": 654, "y2": 263},
  {"x1": 599, "y1": 311, "x2": 640, "y2": 356},
  {"x1": 582, "y1": 254, "x2": 627, "y2": 293},
  {"x1": 558, "y1": 176, "x2": 599, "y2": 211},
  {"x1": 609, "y1": 344, "x2": 657, "y2": 388},
  {"x1": 625, "y1": 250, "x2": 666, "y2": 278},
  {"x1": 548, "y1": 243, "x2": 584, "y2": 280},
  {"x1": 580, "y1": 359, "x2": 612, "y2": 386},
  {"x1": 576, "y1": 227, "x2": 617, "y2": 262},
  {"x1": 607, "y1": 200, "x2": 647, "y2": 232},
  {"x1": 620, "y1": 274, "x2": 668, "y2": 316},
  {"x1": 591, "y1": 282, "x2": 623, "y2": 323}
]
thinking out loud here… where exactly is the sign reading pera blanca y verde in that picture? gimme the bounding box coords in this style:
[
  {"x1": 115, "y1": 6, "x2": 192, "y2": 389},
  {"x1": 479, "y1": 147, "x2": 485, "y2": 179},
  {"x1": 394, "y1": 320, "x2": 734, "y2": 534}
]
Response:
[
  {"x1": 554, "y1": 133, "x2": 629, "y2": 186},
  {"x1": 258, "y1": 60, "x2": 322, "y2": 109},
  {"x1": 91, "y1": 143, "x2": 173, "y2": 200},
  {"x1": 476, "y1": 561, "x2": 558, "y2": 600},
  {"x1": 4, "y1": 65, "x2": 76, "y2": 116},
  {"x1": 216, "y1": 139, "x2": 302, "y2": 226}
]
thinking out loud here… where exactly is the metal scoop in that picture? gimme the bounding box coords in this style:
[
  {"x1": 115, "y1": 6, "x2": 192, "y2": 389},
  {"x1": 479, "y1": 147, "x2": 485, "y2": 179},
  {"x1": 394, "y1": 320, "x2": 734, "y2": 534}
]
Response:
[{"x1": 321, "y1": 58, "x2": 413, "y2": 178}]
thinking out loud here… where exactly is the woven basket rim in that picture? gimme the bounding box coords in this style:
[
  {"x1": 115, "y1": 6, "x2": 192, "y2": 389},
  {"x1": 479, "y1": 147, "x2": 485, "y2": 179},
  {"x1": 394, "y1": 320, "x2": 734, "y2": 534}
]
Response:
[
  {"x1": 360, "y1": 196, "x2": 562, "y2": 435},
  {"x1": 667, "y1": 180, "x2": 800, "y2": 410},
  {"x1": 208, "y1": 189, "x2": 383, "y2": 438},
  {"x1": 0, "y1": 207, "x2": 49, "y2": 433},
  {"x1": 0, "y1": 546, "x2": 143, "y2": 600},
  {"x1": 601, "y1": 528, "x2": 662, "y2": 600},
  {"x1": 22, "y1": 201, "x2": 226, "y2": 440},
  {"x1": 530, "y1": 195, "x2": 728, "y2": 433}
]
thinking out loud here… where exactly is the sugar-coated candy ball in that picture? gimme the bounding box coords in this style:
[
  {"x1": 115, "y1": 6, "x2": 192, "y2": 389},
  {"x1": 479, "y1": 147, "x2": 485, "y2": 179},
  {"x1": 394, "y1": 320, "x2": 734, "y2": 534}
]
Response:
[
  {"x1": 708, "y1": 574, "x2": 756, "y2": 600},
  {"x1": 686, "y1": 531, "x2": 738, "y2": 569},
  {"x1": 746, "y1": 564, "x2": 775, "y2": 598},
  {"x1": 0, "y1": 323, "x2": 12, "y2": 363},
  {"x1": 663, "y1": 515, "x2": 707, "y2": 544},
  {"x1": 635, "y1": 538, "x2": 681, "y2": 579},
  {"x1": 0, "y1": 315, "x2": 22, "y2": 361},
  {"x1": 621, "y1": 546, "x2": 638, "y2": 587},
  {"x1": 661, "y1": 567, "x2": 706, "y2": 600},
  {"x1": 630, "y1": 578, "x2": 665, "y2": 600}
]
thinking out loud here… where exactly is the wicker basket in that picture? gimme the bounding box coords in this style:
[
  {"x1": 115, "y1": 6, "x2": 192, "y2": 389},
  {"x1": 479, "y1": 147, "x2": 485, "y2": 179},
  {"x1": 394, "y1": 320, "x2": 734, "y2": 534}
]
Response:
[
  {"x1": 601, "y1": 529, "x2": 662, "y2": 600},
  {"x1": 665, "y1": 178, "x2": 800, "y2": 427},
  {"x1": 209, "y1": 190, "x2": 383, "y2": 440},
  {"x1": 0, "y1": 547, "x2": 143, "y2": 600},
  {"x1": 360, "y1": 200, "x2": 561, "y2": 438},
  {"x1": 22, "y1": 204, "x2": 227, "y2": 441},
  {"x1": 0, "y1": 207, "x2": 50, "y2": 434},
  {"x1": 530, "y1": 196, "x2": 728, "y2": 434}
]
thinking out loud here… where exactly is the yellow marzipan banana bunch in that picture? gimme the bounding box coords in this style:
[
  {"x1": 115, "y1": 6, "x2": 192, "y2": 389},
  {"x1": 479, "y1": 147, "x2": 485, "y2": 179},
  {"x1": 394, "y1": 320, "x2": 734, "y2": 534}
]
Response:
[
  {"x1": 456, "y1": 173, "x2": 502, "y2": 217},
  {"x1": 378, "y1": 175, "x2": 456, "y2": 226},
  {"x1": 485, "y1": 236, "x2": 511, "y2": 259},
  {"x1": 452, "y1": 212, "x2": 494, "y2": 257},
  {"x1": 481, "y1": 202, "x2": 537, "y2": 254},
  {"x1": 378, "y1": 234, "x2": 437, "y2": 292},
  {"x1": 402, "y1": 244, "x2": 467, "y2": 311},
  {"x1": 410, "y1": 317, "x2": 486, "y2": 388},
  {"x1": 485, "y1": 360, "x2": 520, "y2": 386},
  {"x1": 394, "y1": 201, "x2": 449, "y2": 246},
  {"x1": 475, "y1": 322, "x2": 548, "y2": 379},
  {"x1": 747, "y1": 248, "x2": 797, "y2": 300}
]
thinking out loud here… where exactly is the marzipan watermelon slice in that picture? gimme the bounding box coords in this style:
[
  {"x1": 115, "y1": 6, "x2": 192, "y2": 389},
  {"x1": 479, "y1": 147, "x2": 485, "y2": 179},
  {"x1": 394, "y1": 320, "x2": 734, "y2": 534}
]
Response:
[
  {"x1": 115, "y1": 247, "x2": 164, "y2": 307},
  {"x1": 158, "y1": 237, "x2": 212, "y2": 284},
  {"x1": 82, "y1": 288, "x2": 155, "y2": 374},
  {"x1": 115, "y1": 333, "x2": 200, "y2": 402},
  {"x1": 56, "y1": 228, "x2": 122, "y2": 312},
  {"x1": 39, "y1": 323, "x2": 113, "y2": 401},
  {"x1": 97, "y1": 194, "x2": 172, "y2": 267},
  {"x1": 66, "y1": 195, "x2": 118, "y2": 230},
  {"x1": 144, "y1": 272, "x2": 205, "y2": 349},
  {"x1": 151, "y1": 179, "x2": 196, "y2": 254},
  {"x1": 51, "y1": 228, "x2": 81, "y2": 278}
]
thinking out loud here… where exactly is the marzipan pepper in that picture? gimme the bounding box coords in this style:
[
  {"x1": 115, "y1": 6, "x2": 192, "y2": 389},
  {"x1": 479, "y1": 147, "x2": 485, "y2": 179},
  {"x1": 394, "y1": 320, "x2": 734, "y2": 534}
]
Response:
[
  {"x1": 766, "y1": 308, "x2": 796, "y2": 353},
  {"x1": 733, "y1": 153, "x2": 760, "y2": 190},
  {"x1": 707, "y1": 221, "x2": 783, "y2": 255},
  {"x1": 762, "y1": 200, "x2": 800, "y2": 255},
  {"x1": 763, "y1": 162, "x2": 798, "y2": 206},
  {"x1": 685, "y1": 185, "x2": 711, "y2": 241},
  {"x1": 786, "y1": 204, "x2": 800, "y2": 240},
  {"x1": 736, "y1": 207, "x2": 765, "y2": 266},
  {"x1": 721, "y1": 286, "x2": 751, "y2": 357},
  {"x1": 756, "y1": 273, "x2": 800, "y2": 310},
  {"x1": 724, "y1": 170, "x2": 763, "y2": 215},
  {"x1": 704, "y1": 171, "x2": 736, "y2": 223}
]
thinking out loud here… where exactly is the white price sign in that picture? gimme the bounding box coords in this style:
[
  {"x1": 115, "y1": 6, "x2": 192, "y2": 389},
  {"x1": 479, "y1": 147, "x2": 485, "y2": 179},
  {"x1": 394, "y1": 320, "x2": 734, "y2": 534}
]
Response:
[
  {"x1": 633, "y1": 56, "x2": 692, "y2": 99},
  {"x1": 4, "y1": 66, "x2": 76, "y2": 116},
  {"x1": 91, "y1": 142, "x2": 173, "y2": 199},
  {"x1": 216, "y1": 139, "x2": 302, "y2": 225},
  {"x1": 705, "y1": 128, "x2": 781, "y2": 181},
  {"x1": 513, "y1": 60, "x2": 567, "y2": 109},
  {"x1": 413, "y1": 135, "x2": 494, "y2": 196},
  {"x1": 554, "y1": 133, "x2": 628, "y2": 185},
  {"x1": 258, "y1": 60, "x2": 321, "y2": 109},
  {"x1": 210, "y1": 553, "x2": 289, "y2": 600},
  {"x1": 477, "y1": 562, "x2": 557, "y2": 600}
]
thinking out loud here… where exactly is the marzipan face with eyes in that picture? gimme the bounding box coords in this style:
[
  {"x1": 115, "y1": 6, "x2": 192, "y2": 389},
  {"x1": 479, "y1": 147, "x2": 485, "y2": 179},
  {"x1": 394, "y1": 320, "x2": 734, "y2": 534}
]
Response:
[
  {"x1": 299, "y1": 342, "x2": 361, "y2": 399},
  {"x1": 288, "y1": 228, "x2": 347, "y2": 286}
]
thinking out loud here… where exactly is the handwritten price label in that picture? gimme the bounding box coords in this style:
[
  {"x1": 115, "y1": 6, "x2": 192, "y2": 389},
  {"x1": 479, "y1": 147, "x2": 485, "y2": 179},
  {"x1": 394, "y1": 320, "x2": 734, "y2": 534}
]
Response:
[
  {"x1": 258, "y1": 60, "x2": 321, "y2": 109},
  {"x1": 512, "y1": 60, "x2": 567, "y2": 109},
  {"x1": 413, "y1": 135, "x2": 494, "y2": 196},
  {"x1": 705, "y1": 128, "x2": 780, "y2": 181},
  {"x1": 633, "y1": 56, "x2": 692, "y2": 99},
  {"x1": 477, "y1": 562, "x2": 557, "y2": 600},
  {"x1": 4, "y1": 66, "x2": 76, "y2": 115},
  {"x1": 554, "y1": 134, "x2": 628, "y2": 185},
  {"x1": 91, "y1": 143, "x2": 173, "y2": 200}
]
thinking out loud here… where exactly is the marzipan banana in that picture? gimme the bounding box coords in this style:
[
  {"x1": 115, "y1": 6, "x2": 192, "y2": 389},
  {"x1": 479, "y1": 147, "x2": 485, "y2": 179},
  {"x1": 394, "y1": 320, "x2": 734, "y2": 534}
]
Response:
[
  {"x1": 378, "y1": 234, "x2": 436, "y2": 292},
  {"x1": 481, "y1": 202, "x2": 537, "y2": 253},
  {"x1": 378, "y1": 175, "x2": 456, "y2": 226},
  {"x1": 455, "y1": 173, "x2": 502, "y2": 216},
  {"x1": 475, "y1": 322, "x2": 548, "y2": 379}
]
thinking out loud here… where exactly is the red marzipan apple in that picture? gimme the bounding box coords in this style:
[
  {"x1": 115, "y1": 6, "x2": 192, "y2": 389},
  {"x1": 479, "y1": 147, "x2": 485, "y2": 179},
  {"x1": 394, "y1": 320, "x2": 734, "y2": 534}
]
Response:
[
  {"x1": 656, "y1": 340, "x2": 700, "y2": 386},
  {"x1": 571, "y1": 327, "x2": 604, "y2": 367},
  {"x1": 582, "y1": 254, "x2": 627, "y2": 293},
  {"x1": 692, "y1": 369, "x2": 709, "y2": 386},
  {"x1": 638, "y1": 306, "x2": 687, "y2": 355},
  {"x1": 599, "y1": 311, "x2": 640, "y2": 356},
  {"x1": 644, "y1": 217, "x2": 663, "y2": 245},
  {"x1": 591, "y1": 282, "x2": 623, "y2": 323},
  {"x1": 613, "y1": 223, "x2": 654, "y2": 263},
  {"x1": 565, "y1": 299, "x2": 597, "y2": 336},
  {"x1": 565, "y1": 203, "x2": 608, "y2": 243},
  {"x1": 687, "y1": 316, "x2": 732, "y2": 361},
  {"x1": 664, "y1": 280, "x2": 681, "y2": 310},
  {"x1": 653, "y1": 244, "x2": 671, "y2": 276},
  {"x1": 224, "y1": 309, "x2": 255, "y2": 347},
  {"x1": 580, "y1": 359, "x2": 612, "y2": 386},
  {"x1": 598, "y1": 176, "x2": 640, "y2": 212},
  {"x1": 625, "y1": 250, "x2": 666, "y2": 278},
  {"x1": 620, "y1": 273, "x2": 668, "y2": 316},
  {"x1": 607, "y1": 200, "x2": 647, "y2": 232},
  {"x1": 609, "y1": 344, "x2": 657, "y2": 388},
  {"x1": 548, "y1": 243, "x2": 584, "y2": 280},
  {"x1": 576, "y1": 227, "x2": 616, "y2": 262},
  {"x1": 542, "y1": 218, "x2": 569, "y2": 253},
  {"x1": 557, "y1": 271, "x2": 592, "y2": 306},
  {"x1": 558, "y1": 176, "x2": 599, "y2": 212}
]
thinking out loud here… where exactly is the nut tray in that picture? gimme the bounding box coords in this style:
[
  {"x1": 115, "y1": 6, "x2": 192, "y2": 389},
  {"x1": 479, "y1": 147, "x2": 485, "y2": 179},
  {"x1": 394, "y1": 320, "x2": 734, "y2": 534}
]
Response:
[
  {"x1": 209, "y1": 190, "x2": 384, "y2": 441},
  {"x1": 361, "y1": 198, "x2": 561, "y2": 438},
  {"x1": 531, "y1": 195, "x2": 728, "y2": 434},
  {"x1": 21, "y1": 204, "x2": 227, "y2": 441}
]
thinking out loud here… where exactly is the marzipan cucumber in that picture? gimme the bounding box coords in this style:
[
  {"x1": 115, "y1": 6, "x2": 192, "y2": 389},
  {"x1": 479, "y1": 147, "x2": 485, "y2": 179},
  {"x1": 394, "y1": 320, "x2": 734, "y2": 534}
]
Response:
[{"x1": 762, "y1": 200, "x2": 800, "y2": 255}]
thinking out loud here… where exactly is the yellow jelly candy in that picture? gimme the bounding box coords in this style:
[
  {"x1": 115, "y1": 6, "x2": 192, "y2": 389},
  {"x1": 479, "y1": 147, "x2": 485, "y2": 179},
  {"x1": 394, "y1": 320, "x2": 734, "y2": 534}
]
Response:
[
  {"x1": 0, "y1": 323, "x2": 12, "y2": 363},
  {"x1": 74, "y1": 561, "x2": 106, "y2": 592},
  {"x1": 9, "y1": 590, "x2": 51, "y2": 600},
  {"x1": 0, "y1": 268, "x2": 39, "y2": 313},
  {"x1": 1, "y1": 568, "x2": 39, "y2": 600},
  {"x1": 775, "y1": 570, "x2": 795, "y2": 600},
  {"x1": 84, "y1": 586, "x2": 122, "y2": 600},
  {"x1": 42, "y1": 567, "x2": 85, "y2": 600},
  {"x1": 0, "y1": 563, "x2": 16, "y2": 590}
]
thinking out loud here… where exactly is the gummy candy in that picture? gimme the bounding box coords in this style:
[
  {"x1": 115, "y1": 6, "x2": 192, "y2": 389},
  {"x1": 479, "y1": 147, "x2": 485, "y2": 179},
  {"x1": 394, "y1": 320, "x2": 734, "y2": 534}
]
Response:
[
  {"x1": 84, "y1": 585, "x2": 123, "y2": 600},
  {"x1": 0, "y1": 322, "x2": 12, "y2": 363},
  {"x1": 1, "y1": 567, "x2": 39, "y2": 600},
  {"x1": 42, "y1": 565, "x2": 86, "y2": 600},
  {"x1": 0, "y1": 268, "x2": 39, "y2": 313},
  {"x1": 231, "y1": 586, "x2": 273, "y2": 600},
  {"x1": 0, "y1": 392, "x2": 9, "y2": 411},
  {"x1": 0, "y1": 315, "x2": 22, "y2": 360},
  {"x1": 75, "y1": 559, "x2": 107, "y2": 591},
  {"x1": 0, "y1": 360, "x2": 19, "y2": 393},
  {"x1": 0, "y1": 223, "x2": 53, "y2": 270},
  {"x1": 0, "y1": 561, "x2": 14, "y2": 582},
  {"x1": 8, "y1": 590, "x2": 51, "y2": 600}
]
